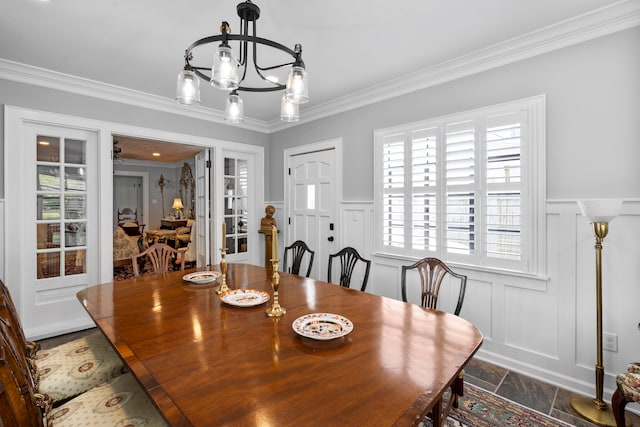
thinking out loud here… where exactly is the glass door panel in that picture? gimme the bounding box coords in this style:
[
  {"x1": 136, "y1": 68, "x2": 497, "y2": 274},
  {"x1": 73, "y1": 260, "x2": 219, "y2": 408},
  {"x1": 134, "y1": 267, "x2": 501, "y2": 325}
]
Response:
[
  {"x1": 224, "y1": 157, "x2": 249, "y2": 255},
  {"x1": 35, "y1": 134, "x2": 88, "y2": 279}
]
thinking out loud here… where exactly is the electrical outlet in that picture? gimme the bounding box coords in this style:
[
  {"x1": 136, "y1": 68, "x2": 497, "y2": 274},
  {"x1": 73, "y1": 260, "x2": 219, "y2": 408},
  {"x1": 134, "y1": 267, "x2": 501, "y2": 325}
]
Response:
[{"x1": 604, "y1": 332, "x2": 618, "y2": 352}]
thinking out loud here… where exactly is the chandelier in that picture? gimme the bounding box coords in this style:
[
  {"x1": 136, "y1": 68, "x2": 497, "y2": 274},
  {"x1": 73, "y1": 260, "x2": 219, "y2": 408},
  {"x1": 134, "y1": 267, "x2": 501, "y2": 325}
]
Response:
[{"x1": 175, "y1": 0, "x2": 309, "y2": 124}]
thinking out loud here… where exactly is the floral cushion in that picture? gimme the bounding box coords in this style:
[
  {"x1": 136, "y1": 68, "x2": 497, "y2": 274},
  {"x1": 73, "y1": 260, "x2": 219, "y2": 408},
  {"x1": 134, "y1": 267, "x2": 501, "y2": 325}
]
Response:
[
  {"x1": 113, "y1": 227, "x2": 141, "y2": 261},
  {"x1": 47, "y1": 373, "x2": 167, "y2": 426},
  {"x1": 616, "y1": 362, "x2": 640, "y2": 403},
  {"x1": 35, "y1": 332, "x2": 127, "y2": 402}
]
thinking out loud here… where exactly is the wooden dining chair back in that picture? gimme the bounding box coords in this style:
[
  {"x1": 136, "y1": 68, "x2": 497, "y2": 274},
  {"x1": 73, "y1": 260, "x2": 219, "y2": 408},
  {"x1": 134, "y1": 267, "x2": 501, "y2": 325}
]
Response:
[
  {"x1": 0, "y1": 333, "x2": 45, "y2": 427},
  {"x1": 401, "y1": 257, "x2": 467, "y2": 315},
  {"x1": 132, "y1": 243, "x2": 186, "y2": 277},
  {"x1": 327, "y1": 247, "x2": 371, "y2": 292},
  {"x1": 283, "y1": 240, "x2": 315, "y2": 277},
  {"x1": 401, "y1": 257, "x2": 468, "y2": 416}
]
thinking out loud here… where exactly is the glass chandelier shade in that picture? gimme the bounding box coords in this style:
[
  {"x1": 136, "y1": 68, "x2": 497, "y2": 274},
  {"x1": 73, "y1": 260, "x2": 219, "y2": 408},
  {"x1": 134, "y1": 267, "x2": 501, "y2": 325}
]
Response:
[
  {"x1": 280, "y1": 95, "x2": 299, "y2": 122},
  {"x1": 176, "y1": 69, "x2": 201, "y2": 105},
  {"x1": 211, "y1": 45, "x2": 240, "y2": 90},
  {"x1": 224, "y1": 91, "x2": 244, "y2": 124},
  {"x1": 285, "y1": 65, "x2": 309, "y2": 104}
]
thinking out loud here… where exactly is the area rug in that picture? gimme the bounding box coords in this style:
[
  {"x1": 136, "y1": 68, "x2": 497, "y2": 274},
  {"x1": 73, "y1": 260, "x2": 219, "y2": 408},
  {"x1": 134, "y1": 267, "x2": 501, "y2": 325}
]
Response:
[{"x1": 420, "y1": 383, "x2": 572, "y2": 427}]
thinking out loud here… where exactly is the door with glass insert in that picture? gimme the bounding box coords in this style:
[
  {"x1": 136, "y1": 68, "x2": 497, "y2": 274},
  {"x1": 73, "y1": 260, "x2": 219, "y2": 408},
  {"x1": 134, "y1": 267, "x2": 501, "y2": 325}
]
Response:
[
  {"x1": 26, "y1": 124, "x2": 98, "y2": 337},
  {"x1": 223, "y1": 155, "x2": 250, "y2": 262}
]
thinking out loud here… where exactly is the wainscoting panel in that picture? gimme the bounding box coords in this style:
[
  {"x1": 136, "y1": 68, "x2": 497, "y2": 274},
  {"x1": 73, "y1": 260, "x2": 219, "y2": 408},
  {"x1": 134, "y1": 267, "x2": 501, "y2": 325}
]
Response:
[{"x1": 326, "y1": 199, "x2": 640, "y2": 398}]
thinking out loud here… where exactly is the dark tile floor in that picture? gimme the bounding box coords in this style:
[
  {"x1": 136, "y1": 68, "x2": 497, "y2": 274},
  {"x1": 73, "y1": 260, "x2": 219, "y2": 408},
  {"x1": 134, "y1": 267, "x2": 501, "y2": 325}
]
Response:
[
  {"x1": 39, "y1": 329, "x2": 640, "y2": 426},
  {"x1": 465, "y1": 357, "x2": 640, "y2": 426}
]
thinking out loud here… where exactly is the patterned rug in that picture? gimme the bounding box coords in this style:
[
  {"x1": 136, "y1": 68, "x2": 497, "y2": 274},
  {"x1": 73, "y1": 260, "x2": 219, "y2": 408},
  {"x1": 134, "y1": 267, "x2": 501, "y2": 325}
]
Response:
[{"x1": 420, "y1": 383, "x2": 572, "y2": 427}]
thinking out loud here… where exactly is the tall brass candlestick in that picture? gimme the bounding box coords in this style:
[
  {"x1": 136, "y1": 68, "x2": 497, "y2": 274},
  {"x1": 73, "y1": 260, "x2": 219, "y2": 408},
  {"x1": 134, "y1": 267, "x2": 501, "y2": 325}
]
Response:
[
  {"x1": 216, "y1": 222, "x2": 230, "y2": 295},
  {"x1": 266, "y1": 225, "x2": 286, "y2": 317}
]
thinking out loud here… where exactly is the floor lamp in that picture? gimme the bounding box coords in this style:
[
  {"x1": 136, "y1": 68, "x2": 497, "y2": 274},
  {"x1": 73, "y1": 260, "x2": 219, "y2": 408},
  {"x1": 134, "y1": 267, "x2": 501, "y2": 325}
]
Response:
[{"x1": 571, "y1": 199, "x2": 623, "y2": 427}]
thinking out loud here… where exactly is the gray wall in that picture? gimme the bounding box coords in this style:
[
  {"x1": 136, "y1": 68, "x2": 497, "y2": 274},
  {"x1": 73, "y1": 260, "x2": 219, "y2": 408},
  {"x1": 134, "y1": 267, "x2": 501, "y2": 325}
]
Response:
[
  {"x1": 0, "y1": 80, "x2": 269, "y2": 199},
  {"x1": 268, "y1": 26, "x2": 640, "y2": 201}
]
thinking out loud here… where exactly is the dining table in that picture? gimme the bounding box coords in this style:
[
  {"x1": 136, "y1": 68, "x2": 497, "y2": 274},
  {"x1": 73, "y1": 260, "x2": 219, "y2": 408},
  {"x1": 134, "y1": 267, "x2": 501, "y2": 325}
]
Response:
[{"x1": 77, "y1": 263, "x2": 483, "y2": 426}]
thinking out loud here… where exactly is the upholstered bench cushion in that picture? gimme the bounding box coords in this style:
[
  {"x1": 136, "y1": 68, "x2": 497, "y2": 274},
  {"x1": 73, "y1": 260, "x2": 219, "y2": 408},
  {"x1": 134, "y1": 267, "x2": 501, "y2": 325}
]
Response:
[
  {"x1": 47, "y1": 372, "x2": 167, "y2": 426},
  {"x1": 34, "y1": 332, "x2": 126, "y2": 402},
  {"x1": 616, "y1": 362, "x2": 640, "y2": 404}
]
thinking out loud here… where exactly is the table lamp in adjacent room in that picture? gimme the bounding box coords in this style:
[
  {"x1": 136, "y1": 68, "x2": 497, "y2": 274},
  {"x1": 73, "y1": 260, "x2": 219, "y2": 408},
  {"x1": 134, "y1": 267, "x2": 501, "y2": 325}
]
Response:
[
  {"x1": 571, "y1": 199, "x2": 624, "y2": 427},
  {"x1": 172, "y1": 198, "x2": 184, "y2": 219}
]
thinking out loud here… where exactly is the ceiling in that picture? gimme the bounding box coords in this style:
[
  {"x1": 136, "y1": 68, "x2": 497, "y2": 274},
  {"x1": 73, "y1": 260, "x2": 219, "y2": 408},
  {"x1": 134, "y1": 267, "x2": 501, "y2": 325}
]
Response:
[
  {"x1": 1, "y1": 0, "x2": 625, "y2": 127},
  {"x1": 113, "y1": 136, "x2": 204, "y2": 163}
]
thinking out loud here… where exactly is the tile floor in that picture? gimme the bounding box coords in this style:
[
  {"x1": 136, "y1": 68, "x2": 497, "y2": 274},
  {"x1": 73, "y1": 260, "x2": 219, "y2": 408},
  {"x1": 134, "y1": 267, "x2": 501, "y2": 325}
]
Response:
[
  {"x1": 39, "y1": 329, "x2": 640, "y2": 426},
  {"x1": 465, "y1": 357, "x2": 640, "y2": 426}
]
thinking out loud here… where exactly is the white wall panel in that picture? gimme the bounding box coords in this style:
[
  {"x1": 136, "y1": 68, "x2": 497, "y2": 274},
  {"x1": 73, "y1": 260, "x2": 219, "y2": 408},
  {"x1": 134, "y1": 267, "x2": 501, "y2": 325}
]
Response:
[{"x1": 335, "y1": 199, "x2": 640, "y2": 399}]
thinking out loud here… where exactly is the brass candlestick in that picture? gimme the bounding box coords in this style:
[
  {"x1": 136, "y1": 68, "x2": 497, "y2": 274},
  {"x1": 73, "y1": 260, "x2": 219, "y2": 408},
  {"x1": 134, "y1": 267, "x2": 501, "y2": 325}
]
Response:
[
  {"x1": 266, "y1": 258, "x2": 286, "y2": 317},
  {"x1": 216, "y1": 249, "x2": 230, "y2": 295}
]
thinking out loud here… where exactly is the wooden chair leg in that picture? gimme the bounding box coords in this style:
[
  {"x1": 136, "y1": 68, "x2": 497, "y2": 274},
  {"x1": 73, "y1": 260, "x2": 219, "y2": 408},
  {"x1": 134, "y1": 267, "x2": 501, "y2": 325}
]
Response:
[
  {"x1": 451, "y1": 371, "x2": 464, "y2": 408},
  {"x1": 611, "y1": 386, "x2": 629, "y2": 427}
]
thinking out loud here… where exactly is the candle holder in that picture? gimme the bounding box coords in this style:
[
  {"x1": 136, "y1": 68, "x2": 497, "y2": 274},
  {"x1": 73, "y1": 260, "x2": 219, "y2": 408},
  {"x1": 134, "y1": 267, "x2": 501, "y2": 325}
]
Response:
[
  {"x1": 216, "y1": 249, "x2": 230, "y2": 295},
  {"x1": 265, "y1": 258, "x2": 286, "y2": 317}
]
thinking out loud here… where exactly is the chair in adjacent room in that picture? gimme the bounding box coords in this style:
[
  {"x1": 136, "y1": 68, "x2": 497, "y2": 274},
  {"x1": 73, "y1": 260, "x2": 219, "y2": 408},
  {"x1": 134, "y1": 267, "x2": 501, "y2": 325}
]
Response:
[
  {"x1": 612, "y1": 362, "x2": 640, "y2": 427},
  {"x1": 283, "y1": 240, "x2": 315, "y2": 277},
  {"x1": 401, "y1": 257, "x2": 468, "y2": 415},
  {"x1": 132, "y1": 243, "x2": 187, "y2": 277},
  {"x1": 117, "y1": 207, "x2": 145, "y2": 236},
  {"x1": 327, "y1": 247, "x2": 371, "y2": 292}
]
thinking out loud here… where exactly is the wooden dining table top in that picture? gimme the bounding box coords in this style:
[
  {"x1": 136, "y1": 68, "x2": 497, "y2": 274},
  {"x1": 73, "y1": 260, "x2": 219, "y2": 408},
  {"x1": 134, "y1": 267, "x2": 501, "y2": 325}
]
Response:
[{"x1": 77, "y1": 263, "x2": 483, "y2": 426}]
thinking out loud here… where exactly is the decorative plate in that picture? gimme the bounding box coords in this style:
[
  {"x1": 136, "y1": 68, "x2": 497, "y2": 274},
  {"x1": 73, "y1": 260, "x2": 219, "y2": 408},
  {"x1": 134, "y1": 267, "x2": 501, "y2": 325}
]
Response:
[
  {"x1": 220, "y1": 289, "x2": 270, "y2": 307},
  {"x1": 182, "y1": 271, "x2": 221, "y2": 284},
  {"x1": 292, "y1": 313, "x2": 354, "y2": 340}
]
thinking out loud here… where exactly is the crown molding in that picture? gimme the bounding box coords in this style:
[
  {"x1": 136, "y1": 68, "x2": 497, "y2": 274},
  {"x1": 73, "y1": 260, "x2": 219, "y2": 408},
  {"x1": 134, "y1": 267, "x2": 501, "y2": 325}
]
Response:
[
  {"x1": 1, "y1": 1, "x2": 638, "y2": 135},
  {"x1": 0, "y1": 59, "x2": 270, "y2": 133},
  {"x1": 270, "y1": 0, "x2": 640, "y2": 132}
]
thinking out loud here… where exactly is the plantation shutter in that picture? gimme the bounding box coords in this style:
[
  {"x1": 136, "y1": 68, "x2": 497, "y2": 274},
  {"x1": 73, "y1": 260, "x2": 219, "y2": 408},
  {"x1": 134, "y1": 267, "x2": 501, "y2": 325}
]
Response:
[
  {"x1": 485, "y1": 112, "x2": 522, "y2": 260},
  {"x1": 410, "y1": 128, "x2": 438, "y2": 251},
  {"x1": 445, "y1": 121, "x2": 475, "y2": 255},
  {"x1": 381, "y1": 135, "x2": 405, "y2": 248}
]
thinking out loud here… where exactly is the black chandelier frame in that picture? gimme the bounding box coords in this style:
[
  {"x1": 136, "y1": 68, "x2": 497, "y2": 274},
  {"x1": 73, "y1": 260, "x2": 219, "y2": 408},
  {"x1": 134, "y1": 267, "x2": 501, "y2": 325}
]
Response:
[{"x1": 182, "y1": 1, "x2": 305, "y2": 93}]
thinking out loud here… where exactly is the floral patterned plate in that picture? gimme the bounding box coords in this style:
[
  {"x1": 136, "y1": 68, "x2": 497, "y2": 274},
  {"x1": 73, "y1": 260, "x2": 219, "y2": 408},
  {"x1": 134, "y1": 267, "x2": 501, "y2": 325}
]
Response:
[
  {"x1": 182, "y1": 271, "x2": 221, "y2": 284},
  {"x1": 220, "y1": 289, "x2": 270, "y2": 307},
  {"x1": 291, "y1": 313, "x2": 354, "y2": 340}
]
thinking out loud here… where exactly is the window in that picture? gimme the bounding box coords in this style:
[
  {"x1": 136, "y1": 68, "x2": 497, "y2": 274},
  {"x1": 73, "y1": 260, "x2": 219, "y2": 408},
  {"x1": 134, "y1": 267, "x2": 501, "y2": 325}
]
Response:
[{"x1": 374, "y1": 96, "x2": 545, "y2": 274}]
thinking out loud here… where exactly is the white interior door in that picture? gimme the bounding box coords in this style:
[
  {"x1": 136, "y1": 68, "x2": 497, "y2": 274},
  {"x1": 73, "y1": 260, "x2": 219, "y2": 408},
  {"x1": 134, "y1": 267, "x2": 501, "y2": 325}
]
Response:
[
  {"x1": 195, "y1": 150, "x2": 210, "y2": 266},
  {"x1": 113, "y1": 175, "x2": 142, "y2": 226},
  {"x1": 286, "y1": 148, "x2": 337, "y2": 280},
  {"x1": 20, "y1": 123, "x2": 98, "y2": 338}
]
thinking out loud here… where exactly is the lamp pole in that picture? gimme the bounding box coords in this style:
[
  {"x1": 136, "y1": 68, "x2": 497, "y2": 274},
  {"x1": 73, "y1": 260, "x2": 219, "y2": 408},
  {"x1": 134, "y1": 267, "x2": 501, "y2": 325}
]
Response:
[{"x1": 571, "y1": 219, "x2": 619, "y2": 426}]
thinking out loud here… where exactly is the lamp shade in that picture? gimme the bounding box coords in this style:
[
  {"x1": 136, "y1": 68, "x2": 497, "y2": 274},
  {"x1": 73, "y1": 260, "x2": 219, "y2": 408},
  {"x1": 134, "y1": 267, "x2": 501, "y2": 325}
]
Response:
[
  {"x1": 224, "y1": 92, "x2": 244, "y2": 123},
  {"x1": 577, "y1": 199, "x2": 623, "y2": 223},
  {"x1": 176, "y1": 69, "x2": 201, "y2": 105},
  {"x1": 211, "y1": 46, "x2": 239, "y2": 90},
  {"x1": 280, "y1": 95, "x2": 299, "y2": 122},
  {"x1": 285, "y1": 65, "x2": 309, "y2": 104},
  {"x1": 172, "y1": 198, "x2": 184, "y2": 210}
]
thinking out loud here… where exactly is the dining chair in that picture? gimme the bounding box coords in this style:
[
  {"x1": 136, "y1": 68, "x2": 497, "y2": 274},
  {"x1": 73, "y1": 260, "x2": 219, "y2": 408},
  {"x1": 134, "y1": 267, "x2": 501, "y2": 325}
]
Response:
[
  {"x1": 0, "y1": 281, "x2": 126, "y2": 404},
  {"x1": 401, "y1": 257, "x2": 468, "y2": 413},
  {"x1": 0, "y1": 330, "x2": 167, "y2": 427},
  {"x1": 132, "y1": 243, "x2": 187, "y2": 277},
  {"x1": 612, "y1": 362, "x2": 640, "y2": 427},
  {"x1": 283, "y1": 240, "x2": 315, "y2": 277},
  {"x1": 401, "y1": 257, "x2": 467, "y2": 315},
  {"x1": 327, "y1": 247, "x2": 371, "y2": 292}
]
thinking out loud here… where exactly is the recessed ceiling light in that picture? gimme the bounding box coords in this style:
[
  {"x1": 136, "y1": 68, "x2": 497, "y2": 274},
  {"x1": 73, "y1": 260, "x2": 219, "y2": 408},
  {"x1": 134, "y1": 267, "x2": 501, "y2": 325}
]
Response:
[{"x1": 152, "y1": 152, "x2": 161, "y2": 157}]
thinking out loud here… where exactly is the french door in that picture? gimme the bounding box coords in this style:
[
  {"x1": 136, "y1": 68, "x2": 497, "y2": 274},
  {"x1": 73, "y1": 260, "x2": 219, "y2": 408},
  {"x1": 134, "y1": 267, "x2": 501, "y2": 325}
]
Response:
[{"x1": 7, "y1": 119, "x2": 99, "y2": 338}]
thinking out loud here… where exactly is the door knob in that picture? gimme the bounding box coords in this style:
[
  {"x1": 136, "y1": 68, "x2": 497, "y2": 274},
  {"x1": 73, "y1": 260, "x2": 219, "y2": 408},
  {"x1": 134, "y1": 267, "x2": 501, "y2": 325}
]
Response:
[{"x1": 328, "y1": 236, "x2": 334, "y2": 242}]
